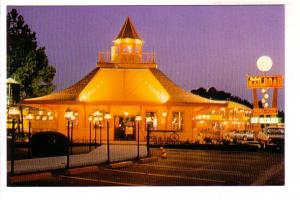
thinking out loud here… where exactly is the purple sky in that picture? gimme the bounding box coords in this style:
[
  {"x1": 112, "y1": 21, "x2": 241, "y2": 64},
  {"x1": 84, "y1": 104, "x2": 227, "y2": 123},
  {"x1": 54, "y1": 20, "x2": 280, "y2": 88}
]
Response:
[{"x1": 8, "y1": 5, "x2": 285, "y2": 110}]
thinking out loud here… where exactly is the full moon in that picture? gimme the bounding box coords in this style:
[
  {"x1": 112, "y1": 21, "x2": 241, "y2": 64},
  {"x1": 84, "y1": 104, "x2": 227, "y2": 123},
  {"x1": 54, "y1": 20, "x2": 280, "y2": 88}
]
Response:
[{"x1": 257, "y1": 56, "x2": 273, "y2": 72}]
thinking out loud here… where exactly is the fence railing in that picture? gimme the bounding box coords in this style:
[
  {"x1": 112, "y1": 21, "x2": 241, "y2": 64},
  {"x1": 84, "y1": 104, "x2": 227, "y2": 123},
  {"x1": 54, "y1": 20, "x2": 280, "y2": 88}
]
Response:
[{"x1": 98, "y1": 51, "x2": 156, "y2": 64}]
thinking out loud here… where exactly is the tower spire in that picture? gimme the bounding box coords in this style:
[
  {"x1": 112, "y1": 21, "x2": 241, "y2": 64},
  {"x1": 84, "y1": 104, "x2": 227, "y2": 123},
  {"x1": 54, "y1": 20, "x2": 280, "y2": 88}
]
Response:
[{"x1": 116, "y1": 16, "x2": 141, "y2": 39}]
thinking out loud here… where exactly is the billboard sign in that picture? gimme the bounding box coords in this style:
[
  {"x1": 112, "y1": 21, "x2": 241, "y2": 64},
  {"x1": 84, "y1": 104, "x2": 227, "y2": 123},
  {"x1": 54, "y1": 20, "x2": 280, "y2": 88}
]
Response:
[{"x1": 247, "y1": 75, "x2": 283, "y2": 89}]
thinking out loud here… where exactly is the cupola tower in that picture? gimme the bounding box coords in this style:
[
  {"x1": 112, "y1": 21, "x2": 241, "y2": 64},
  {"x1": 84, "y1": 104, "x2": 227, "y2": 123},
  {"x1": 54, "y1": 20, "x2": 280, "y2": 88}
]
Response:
[{"x1": 111, "y1": 16, "x2": 144, "y2": 63}]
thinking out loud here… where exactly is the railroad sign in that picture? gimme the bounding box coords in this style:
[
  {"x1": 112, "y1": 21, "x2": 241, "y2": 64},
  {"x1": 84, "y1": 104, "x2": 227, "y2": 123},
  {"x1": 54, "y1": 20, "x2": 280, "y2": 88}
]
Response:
[
  {"x1": 247, "y1": 75, "x2": 283, "y2": 89},
  {"x1": 252, "y1": 108, "x2": 278, "y2": 116}
]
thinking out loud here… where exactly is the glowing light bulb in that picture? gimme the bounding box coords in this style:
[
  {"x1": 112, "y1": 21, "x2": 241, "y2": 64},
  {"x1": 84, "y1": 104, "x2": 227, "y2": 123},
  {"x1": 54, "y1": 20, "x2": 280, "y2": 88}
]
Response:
[
  {"x1": 264, "y1": 93, "x2": 269, "y2": 99},
  {"x1": 264, "y1": 102, "x2": 269, "y2": 108}
]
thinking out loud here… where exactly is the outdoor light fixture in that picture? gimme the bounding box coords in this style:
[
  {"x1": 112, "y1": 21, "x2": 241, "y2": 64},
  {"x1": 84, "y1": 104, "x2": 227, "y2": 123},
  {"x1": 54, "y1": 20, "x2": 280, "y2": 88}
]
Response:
[
  {"x1": 264, "y1": 102, "x2": 269, "y2": 108},
  {"x1": 38, "y1": 110, "x2": 43, "y2": 115},
  {"x1": 261, "y1": 88, "x2": 266, "y2": 93},
  {"x1": 261, "y1": 98, "x2": 266, "y2": 104},
  {"x1": 264, "y1": 93, "x2": 269, "y2": 99},
  {"x1": 42, "y1": 116, "x2": 47, "y2": 121},
  {"x1": 162, "y1": 112, "x2": 167, "y2": 117},
  {"x1": 135, "y1": 114, "x2": 142, "y2": 121},
  {"x1": 48, "y1": 115, "x2": 54, "y2": 120},
  {"x1": 64, "y1": 108, "x2": 73, "y2": 121},
  {"x1": 135, "y1": 114, "x2": 142, "y2": 159},
  {"x1": 8, "y1": 106, "x2": 20, "y2": 116},
  {"x1": 124, "y1": 111, "x2": 129, "y2": 116},
  {"x1": 93, "y1": 110, "x2": 101, "y2": 117},
  {"x1": 104, "y1": 112, "x2": 112, "y2": 120},
  {"x1": 104, "y1": 112, "x2": 112, "y2": 163}
]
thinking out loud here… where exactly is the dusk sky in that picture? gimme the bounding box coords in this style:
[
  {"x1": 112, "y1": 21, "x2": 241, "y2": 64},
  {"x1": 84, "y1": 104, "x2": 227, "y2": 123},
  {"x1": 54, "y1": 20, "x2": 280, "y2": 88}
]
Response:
[{"x1": 8, "y1": 5, "x2": 285, "y2": 110}]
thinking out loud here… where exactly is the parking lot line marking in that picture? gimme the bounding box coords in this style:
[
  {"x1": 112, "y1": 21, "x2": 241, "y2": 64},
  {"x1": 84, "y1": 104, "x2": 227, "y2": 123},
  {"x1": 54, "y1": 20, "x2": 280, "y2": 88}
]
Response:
[
  {"x1": 139, "y1": 163, "x2": 252, "y2": 177},
  {"x1": 155, "y1": 158, "x2": 251, "y2": 168},
  {"x1": 160, "y1": 151, "x2": 262, "y2": 161},
  {"x1": 103, "y1": 168, "x2": 225, "y2": 183},
  {"x1": 59, "y1": 175, "x2": 143, "y2": 186}
]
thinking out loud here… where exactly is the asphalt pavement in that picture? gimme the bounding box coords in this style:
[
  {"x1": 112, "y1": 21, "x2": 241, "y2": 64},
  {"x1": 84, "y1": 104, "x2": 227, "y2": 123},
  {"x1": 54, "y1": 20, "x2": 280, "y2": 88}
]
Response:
[{"x1": 9, "y1": 147, "x2": 284, "y2": 186}]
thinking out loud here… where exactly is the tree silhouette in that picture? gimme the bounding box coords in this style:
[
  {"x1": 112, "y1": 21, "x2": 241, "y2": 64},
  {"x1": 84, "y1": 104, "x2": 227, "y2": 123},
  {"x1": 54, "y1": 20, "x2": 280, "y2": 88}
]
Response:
[
  {"x1": 191, "y1": 86, "x2": 253, "y2": 108},
  {"x1": 7, "y1": 8, "x2": 56, "y2": 99}
]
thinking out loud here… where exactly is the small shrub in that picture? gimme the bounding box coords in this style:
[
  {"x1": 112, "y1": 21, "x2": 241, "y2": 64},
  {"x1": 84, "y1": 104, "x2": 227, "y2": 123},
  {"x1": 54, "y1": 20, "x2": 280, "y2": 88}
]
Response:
[{"x1": 30, "y1": 131, "x2": 68, "y2": 157}]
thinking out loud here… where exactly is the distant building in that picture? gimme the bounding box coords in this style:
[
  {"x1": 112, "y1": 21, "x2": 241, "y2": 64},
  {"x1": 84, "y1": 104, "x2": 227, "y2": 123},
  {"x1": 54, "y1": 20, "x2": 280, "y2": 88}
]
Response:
[
  {"x1": 23, "y1": 17, "x2": 252, "y2": 143},
  {"x1": 7, "y1": 78, "x2": 20, "y2": 106}
]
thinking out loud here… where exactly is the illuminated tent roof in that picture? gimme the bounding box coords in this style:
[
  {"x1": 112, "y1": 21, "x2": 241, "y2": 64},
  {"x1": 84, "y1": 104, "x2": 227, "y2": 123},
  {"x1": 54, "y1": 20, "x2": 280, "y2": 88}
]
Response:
[
  {"x1": 116, "y1": 16, "x2": 141, "y2": 40},
  {"x1": 24, "y1": 68, "x2": 99, "y2": 102},
  {"x1": 23, "y1": 66, "x2": 226, "y2": 106},
  {"x1": 150, "y1": 69, "x2": 225, "y2": 105},
  {"x1": 227, "y1": 101, "x2": 252, "y2": 110}
]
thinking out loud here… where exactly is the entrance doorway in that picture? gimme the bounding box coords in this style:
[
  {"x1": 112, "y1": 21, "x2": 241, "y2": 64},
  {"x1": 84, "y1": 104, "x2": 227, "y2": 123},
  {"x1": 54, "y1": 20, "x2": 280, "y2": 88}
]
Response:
[{"x1": 114, "y1": 116, "x2": 136, "y2": 141}]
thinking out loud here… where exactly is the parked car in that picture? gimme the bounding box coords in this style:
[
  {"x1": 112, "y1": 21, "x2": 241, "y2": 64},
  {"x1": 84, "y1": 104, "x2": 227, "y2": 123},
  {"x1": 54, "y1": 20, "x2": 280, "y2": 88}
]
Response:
[
  {"x1": 232, "y1": 130, "x2": 254, "y2": 141},
  {"x1": 200, "y1": 131, "x2": 222, "y2": 144},
  {"x1": 257, "y1": 127, "x2": 284, "y2": 149},
  {"x1": 223, "y1": 130, "x2": 254, "y2": 143}
]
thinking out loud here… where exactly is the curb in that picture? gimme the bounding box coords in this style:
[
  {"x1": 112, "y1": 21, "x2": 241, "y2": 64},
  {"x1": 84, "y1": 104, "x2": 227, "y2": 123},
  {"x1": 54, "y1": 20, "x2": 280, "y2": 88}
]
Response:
[
  {"x1": 109, "y1": 161, "x2": 134, "y2": 169},
  {"x1": 65, "y1": 166, "x2": 100, "y2": 175},
  {"x1": 9, "y1": 172, "x2": 52, "y2": 185},
  {"x1": 138, "y1": 157, "x2": 158, "y2": 164}
]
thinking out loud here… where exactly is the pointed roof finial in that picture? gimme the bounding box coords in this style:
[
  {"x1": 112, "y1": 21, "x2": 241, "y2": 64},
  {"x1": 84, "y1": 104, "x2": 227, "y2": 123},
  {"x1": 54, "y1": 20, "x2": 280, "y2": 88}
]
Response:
[{"x1": 116, "y1": 16, "x2": 141, "y2": 39}]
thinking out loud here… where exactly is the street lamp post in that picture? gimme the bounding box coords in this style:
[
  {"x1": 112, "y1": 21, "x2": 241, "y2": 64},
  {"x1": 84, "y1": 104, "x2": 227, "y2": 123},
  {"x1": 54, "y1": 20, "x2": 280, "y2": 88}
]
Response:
[
  {"x1": 94, "y1": 115, "x2": 99, "y2": 148},
  {"x1": 104, "y1": 112, "x2": 112, "y2": 163},
  {"x1": 26, "y1": 111, "x2": 34, "y2": 158},
  {"x1": 64, "y1": 108, "x2": 73, "y2": 169},
  {"x1": 88, "y1": 114, "x2": 93, "y2": 151},
  {"x1": 146, "y1": 117, "x2": 152, "y2": 157},
  {"x1": 99, "y1": 117, "x2": 103, "y2": 146},
  {"x1": 8, "y1": 106, "x2": 20, "y2": 175},
  {"x1": 135, "y1": 114, "x2": 142, "y2": 159},
  {"x1": 70, "y1": 113, "x2": 76, "y2": 155}
]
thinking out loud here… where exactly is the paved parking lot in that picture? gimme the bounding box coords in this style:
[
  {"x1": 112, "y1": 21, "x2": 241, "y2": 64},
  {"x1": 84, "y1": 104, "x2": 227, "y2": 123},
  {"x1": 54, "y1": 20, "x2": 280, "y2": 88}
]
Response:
[{"x1": 10, "y1": 148, "x2": 284, "y2": 186}]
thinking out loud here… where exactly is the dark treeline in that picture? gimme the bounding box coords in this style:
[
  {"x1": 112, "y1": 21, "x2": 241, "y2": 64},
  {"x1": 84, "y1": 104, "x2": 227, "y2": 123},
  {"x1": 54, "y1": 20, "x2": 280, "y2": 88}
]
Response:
[{"x1": 191, "y1": 87, "x2": 253, "y2": 108}]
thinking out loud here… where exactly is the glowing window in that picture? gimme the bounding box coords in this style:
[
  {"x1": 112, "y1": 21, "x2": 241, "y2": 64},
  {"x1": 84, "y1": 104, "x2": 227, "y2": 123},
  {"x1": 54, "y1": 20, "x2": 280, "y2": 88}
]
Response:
[
  {"x1": 172, "y1": 112, "x2": 184, "y2": 131},
  {"x1": 145, "y1": 112, "x2": 157, "y2": 130}
]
